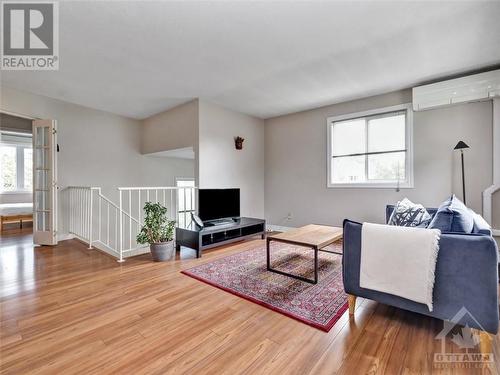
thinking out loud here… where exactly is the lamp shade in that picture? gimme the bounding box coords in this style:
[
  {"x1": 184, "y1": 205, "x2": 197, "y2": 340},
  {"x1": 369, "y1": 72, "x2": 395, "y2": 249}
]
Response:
[{"x1": 454, "y1": 141, "x2": 470, "y2": 150}]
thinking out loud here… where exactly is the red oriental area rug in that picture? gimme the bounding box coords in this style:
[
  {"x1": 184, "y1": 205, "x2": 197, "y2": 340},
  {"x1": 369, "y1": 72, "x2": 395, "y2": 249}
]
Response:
[{"x1": 181, "y1": 240, "x2": 347, "y2": 332}]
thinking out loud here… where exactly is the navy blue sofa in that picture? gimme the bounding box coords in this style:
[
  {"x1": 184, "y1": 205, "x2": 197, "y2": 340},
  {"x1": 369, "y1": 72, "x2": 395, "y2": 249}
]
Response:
[{"x1": 342, "y1": 206, "x2": 499, "y2": 334}]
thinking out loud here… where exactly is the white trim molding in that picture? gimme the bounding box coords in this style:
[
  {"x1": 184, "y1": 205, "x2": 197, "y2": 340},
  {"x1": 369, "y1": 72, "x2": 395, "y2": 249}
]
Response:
[
  {"x1": 482, "y1": 98, "x2": 500, "y2": 232},
  {"x1": 326, "y1": 103, "x2": 414, "y2": 189}
]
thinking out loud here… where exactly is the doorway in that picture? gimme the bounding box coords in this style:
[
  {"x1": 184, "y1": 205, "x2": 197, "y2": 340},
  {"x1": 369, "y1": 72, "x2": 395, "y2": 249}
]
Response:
[
  {"x1": 0, "y1": 113, "x2": 34, "y2": 235},
  {"x1": 0, "y1": 112, "x2": 57, "y2": 245},
  {"x1": 176, "y1": 178, "x2": 195, "y2": 227}
]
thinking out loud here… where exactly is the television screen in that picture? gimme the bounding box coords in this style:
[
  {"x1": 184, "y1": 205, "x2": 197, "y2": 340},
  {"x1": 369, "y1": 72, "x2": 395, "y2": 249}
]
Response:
[{"x1": 198, "y1": 189, "x2": 240, "y2": 221}]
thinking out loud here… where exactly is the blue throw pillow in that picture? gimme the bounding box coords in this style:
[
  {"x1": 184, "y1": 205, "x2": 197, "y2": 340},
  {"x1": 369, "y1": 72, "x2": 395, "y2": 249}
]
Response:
[
  {"x1": 428, "y1": 195, "x2": 474, "y2": 233},
  {"x1": 468, "y1": 208, "x2": 491, "y2": 234}
]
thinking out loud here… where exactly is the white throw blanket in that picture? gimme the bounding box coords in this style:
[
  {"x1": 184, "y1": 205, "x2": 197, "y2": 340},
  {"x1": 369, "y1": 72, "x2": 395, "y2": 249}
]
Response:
[{"x1": 360, "y1": 223, "x2": 441, "y2": 311}]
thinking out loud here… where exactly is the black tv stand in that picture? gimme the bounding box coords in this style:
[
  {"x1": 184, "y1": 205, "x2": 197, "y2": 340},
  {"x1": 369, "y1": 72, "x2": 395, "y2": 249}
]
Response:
[
  {"x1": 203, "y1": 218, "x2": 237, "y2": 227},
  {"x1": 175, "y1": 217, "x2": 265, "y2": 258}
]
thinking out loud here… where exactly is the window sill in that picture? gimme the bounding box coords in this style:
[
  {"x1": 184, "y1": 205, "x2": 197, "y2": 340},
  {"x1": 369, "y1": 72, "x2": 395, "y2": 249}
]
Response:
[
  {"x1": 327, "y1": 182, "x2": 414, "y2": 189},
  {"x1": 0, "y1": 190, "x2": 33, "y2": 195}
]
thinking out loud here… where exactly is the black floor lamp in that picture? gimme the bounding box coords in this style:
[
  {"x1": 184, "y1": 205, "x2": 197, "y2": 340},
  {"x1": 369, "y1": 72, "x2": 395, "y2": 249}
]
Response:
[{"x1": 454, "y1": 141, "x2": 470, "y2": 205}]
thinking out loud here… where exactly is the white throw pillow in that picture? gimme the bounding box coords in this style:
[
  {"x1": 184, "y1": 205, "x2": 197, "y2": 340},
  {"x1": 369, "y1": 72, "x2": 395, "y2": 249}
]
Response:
[{"x1": 389, "y1": 198, "x2": 432, "y2": 228}]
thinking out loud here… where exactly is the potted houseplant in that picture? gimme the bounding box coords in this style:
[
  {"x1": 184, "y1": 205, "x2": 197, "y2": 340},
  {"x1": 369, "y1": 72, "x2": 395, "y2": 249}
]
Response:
[{"x1": 136, "y1": 202, "x2": 176, "y2": 262}]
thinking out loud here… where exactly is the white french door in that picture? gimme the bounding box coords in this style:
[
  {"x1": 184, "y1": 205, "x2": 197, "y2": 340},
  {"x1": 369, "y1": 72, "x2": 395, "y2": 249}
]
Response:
[{"x1": 32, "y1": 120, "x2": 57, "y2": 245}]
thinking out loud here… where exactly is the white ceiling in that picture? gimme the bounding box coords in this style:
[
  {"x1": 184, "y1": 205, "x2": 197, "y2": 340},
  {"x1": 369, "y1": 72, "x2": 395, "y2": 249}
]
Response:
[{"x1": 2, "y1": 1, "x2": 500, "y2": 120}]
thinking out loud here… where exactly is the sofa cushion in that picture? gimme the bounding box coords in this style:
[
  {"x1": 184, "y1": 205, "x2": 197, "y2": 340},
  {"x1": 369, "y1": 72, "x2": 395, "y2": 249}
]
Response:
[
  {"x1": 388, "y1": 198, "x2": 432, "y2": 227},
  {"x1": 428, "y1": 195, "x2": 474, "y2": 233}
]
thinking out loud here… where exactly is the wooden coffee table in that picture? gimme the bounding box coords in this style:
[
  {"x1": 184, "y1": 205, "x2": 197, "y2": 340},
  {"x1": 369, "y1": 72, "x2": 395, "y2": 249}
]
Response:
[{"x1": 266, "y1": 224, "x2": 343, "y2": 284}]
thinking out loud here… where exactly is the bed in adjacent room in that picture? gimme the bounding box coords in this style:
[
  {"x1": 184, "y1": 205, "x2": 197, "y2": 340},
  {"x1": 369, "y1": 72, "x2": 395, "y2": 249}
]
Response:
[{"x1": 0, "y1": 203, "x2": 33, "y2": 230}]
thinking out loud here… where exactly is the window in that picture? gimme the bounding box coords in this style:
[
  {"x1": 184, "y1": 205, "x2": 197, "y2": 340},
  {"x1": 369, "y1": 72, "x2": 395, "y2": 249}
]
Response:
[
  {"x1": 0, "y1": 132, "x2": 33, "y2": 193},
  {"x1": 176, "y1": 178, "x2": 195, "y2": 227},
  {"x1": 327, "y1": 104, "x2": 413, "y2": 188}
]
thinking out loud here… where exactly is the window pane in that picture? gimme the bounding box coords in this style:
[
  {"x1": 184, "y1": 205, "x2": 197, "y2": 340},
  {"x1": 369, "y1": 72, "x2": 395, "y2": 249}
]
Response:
[
  {"x1": 368, "y1": 114, "x2": 405, "y2": 152},
  {"x1": 332, "y1": 119, "x2": 365, "y2": 156},
  {"x1": 0, "y1": 146, "x2": 17, "y2": 191},
  {"x1": 331, "y1": 155, "x2": 365, "y2": 183},
  {"x1": 24, "y1": 148, "x2": 33, "y2": 190},
  {"x1": 368, "y1": 151, "x2": 406, "y2": 181}
]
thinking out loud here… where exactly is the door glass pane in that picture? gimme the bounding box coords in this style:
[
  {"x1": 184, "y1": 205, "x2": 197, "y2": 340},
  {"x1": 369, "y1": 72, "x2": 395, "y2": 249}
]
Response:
[
  {"x1": 331, "y1": 155, "x2": 365, "y2": 183},
  {"x1": 34, "y1": 148, "x2": 49, "y2": 169},
  {"x1": 368, "y1": 114, "x2": 405, "y2": 152},
  {"x1": 332, "y1": 119, "x2": 365, "y2": 156},
  {"x1": 35, "y1": 190, "x2": 50, "y2": 210},
  {"x1": 35, "y1": 127, "x2": 49, "y2": 147},
  {"x1": 24, "y1": 148, "x2": 33, "y2": 190},
  {"x1": 368, "y1": 151, "x2": 406, "y2": 181},
  {"x1": 34, "y1": 170, "x2": 48, "y2": 190},
  {"x1": 0, "y1": 145, "x2": 16, "y2": 191},
  {"x1": 36, "y1": 212, "x2": 50, "y2": 231}
]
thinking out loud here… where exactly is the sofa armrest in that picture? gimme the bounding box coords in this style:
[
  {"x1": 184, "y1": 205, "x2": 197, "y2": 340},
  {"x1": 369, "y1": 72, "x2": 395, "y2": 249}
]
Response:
[
  {"x1": 478, "y1": 228, "x2": 493, "y2": 236},
  {"x1": 342, "y1": 219, "x2": 499, "y2": 333}
]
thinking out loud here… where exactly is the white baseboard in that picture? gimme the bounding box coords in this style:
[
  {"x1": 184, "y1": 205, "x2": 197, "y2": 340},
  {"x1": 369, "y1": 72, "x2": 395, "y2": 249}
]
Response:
[
  {"x1": 92, "y1": 241, "x2": 149, "y2": 259},
  {"x1": 122, "y1": 246, "x2": 150, "y2": 258},
  {"x1": 267, "y1": 224, "x2": 294, "y2": 232},
  {"x1": 57, "y1": 233, "x2": 150, "y2": 261},
  {"x1": 57, "y1": 233, "x2": 74, "y2": 242},
  {"x1": 92, "y1": 241, "x2": 121, "y2": 258}
]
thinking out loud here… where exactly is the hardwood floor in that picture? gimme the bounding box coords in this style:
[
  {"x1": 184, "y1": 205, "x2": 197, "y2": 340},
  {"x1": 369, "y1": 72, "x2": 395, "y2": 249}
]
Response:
[{"x1": 1, "y1": 231, "x2": 499, "y2": 374}]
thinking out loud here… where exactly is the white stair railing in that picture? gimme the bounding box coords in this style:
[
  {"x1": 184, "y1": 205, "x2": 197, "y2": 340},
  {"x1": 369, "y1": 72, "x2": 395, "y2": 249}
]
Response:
[
  {"x1": 67, "y1": 186, "x2": 98, "y2": 248},
  {"x1": 65, "y1": 185, "x2": 196, "y2": 262},
  {"x1": 117, "y1": 186, "x2": 196, "y2": 260}
]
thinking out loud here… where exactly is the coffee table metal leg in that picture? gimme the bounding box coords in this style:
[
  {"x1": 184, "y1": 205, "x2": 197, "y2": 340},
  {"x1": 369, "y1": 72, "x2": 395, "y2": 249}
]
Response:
[
  {"x1": 314, "y1": 246, "x2": 318, "y2": 284},
  {"x1": 266, "y1": 237, "x2": 271, "y2": 270},
  {"x1": 266, "y1": 239, "x2": 318, "y2": 284}
]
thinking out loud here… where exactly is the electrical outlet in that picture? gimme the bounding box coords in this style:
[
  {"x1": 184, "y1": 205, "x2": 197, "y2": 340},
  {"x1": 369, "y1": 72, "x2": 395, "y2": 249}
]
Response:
[{"x1": 286, "y1": 212, "x2": 292, "y2": 221}]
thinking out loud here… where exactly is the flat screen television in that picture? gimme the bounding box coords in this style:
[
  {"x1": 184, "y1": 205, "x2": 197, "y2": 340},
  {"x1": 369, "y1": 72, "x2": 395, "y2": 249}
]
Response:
[{"x1": 198, "y1": 188, "x2": 240, "y2": 221}]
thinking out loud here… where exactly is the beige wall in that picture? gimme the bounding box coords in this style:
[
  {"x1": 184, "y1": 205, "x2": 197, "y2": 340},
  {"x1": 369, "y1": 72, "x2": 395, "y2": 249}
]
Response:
[
  {"x1": 494, "y1": 191, "x2": 500, "y2": 229},
  {"x1": 3, "y1": 86, "x2": 494, "y2": 232},
  {"x1": 198, "y1": 100, "x2": 265, "y2": 218},
  {"x1": 1, "y1": 87, "x2": 194, "y2": 233},
  {"x1": 141, "y1": 100, "x2": 198, "y2": 155},
  {"x1": 264, "y1": 90, "x2": 493, "y2": 227}
]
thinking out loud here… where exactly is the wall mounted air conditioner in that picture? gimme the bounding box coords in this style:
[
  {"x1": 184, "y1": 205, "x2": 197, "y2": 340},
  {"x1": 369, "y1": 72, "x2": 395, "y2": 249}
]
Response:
[{"x1": 412, "y1": 69, "x2": 500, "y2": 111}]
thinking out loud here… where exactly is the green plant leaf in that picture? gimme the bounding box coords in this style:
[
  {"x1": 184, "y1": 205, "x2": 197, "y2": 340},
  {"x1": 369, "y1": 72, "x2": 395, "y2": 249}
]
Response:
[{"x1": 136, "y1": 202, "x2": 176, "y2": 245}]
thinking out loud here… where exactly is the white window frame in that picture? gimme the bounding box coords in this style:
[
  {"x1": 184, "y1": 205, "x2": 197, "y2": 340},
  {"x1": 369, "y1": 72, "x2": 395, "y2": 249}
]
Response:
[
  {"x1": 326, "y1": 103, "x2": 414, "y2": 189},
  {"x1": 0, "y1": 134, "x2": 33, "y2": 194}
]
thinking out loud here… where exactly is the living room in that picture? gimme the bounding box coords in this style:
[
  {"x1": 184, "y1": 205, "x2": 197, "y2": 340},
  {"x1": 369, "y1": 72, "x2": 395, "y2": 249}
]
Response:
[{"x1": 1, "y1": 1, "x2": 499, "y2": 374}]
